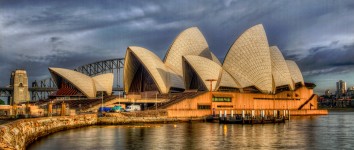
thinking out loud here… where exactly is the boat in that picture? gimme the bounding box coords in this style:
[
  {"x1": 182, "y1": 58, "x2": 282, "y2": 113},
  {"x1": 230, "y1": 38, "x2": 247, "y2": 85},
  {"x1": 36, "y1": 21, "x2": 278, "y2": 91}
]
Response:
[{"x1": 205, "y1": 115, "x2": 219, "y2": 122}]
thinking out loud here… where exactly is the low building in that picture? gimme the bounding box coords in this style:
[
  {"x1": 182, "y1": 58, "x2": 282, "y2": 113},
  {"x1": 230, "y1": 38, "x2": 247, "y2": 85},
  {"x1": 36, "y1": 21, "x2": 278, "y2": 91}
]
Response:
[
  {"x1": 325, "y1": 89, "x2": 331, "y2": 97},
  {"x1": 336, "y1": 80, "x2": 346, "y2": 98}
]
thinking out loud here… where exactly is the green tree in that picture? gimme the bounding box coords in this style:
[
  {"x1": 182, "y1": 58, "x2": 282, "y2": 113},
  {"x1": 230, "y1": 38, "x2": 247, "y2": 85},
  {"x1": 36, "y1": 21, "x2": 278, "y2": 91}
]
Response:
[{"x1": 0, "y1": 99, "x2": 5, "y2": 105}]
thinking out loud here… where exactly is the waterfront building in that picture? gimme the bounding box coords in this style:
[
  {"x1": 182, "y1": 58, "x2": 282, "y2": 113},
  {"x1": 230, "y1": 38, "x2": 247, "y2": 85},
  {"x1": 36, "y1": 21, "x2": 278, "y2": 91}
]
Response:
[
  {"x1": 123, "y1": 24, "x2": 317, "y2": 117},
  {"x1": 346, "y1": 87, "x2": 354, "y2": 98},
  {"x1": 336, "y1": 80, "x2": 346, "y2": 97},
  {"x1": 325, "y1": 89, "x2": 331, "y2": 97}
]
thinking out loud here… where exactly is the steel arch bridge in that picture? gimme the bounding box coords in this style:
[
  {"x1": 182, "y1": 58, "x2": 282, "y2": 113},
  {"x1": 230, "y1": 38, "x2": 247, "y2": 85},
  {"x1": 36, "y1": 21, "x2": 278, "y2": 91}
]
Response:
[{"x1": 31, "y1": 58, "x2": 124, "y2": 100}]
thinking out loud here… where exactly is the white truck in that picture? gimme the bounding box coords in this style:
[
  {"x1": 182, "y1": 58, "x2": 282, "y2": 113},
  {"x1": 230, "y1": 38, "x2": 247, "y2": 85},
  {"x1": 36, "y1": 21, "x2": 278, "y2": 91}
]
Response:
[{"x1": 125, "y1": 104, "x2": 141, "y2": 112}]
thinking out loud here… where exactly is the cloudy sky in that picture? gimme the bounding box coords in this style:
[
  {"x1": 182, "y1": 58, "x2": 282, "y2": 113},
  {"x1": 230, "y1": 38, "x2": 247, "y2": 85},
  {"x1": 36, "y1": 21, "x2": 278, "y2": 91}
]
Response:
[{"x1": 0, "y1": 0, "x2": 354, "y2": 94}]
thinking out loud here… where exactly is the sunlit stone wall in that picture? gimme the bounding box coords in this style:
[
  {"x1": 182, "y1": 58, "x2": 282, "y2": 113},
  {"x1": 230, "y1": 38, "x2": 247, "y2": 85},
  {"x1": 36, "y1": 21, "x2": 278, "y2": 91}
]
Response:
[{"x1": 0, "y1": 114, "x2": 97, "y2": 150}]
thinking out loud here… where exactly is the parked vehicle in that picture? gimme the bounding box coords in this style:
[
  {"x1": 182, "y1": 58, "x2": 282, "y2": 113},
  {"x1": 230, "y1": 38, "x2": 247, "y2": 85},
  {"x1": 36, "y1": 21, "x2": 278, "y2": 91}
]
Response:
[
  {"x1": 125, "y1": 104, "x2": 141, "y2": 112},
  {"x1": 98, "y1": 107, "x2": 111, "y2": 112},
  {"x1": 111, "y1": 105, "x2": 125, "y2": 112}
]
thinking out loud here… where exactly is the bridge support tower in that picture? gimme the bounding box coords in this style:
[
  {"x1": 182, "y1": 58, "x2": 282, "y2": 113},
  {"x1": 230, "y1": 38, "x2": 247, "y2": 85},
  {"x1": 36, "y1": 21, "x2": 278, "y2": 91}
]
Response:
[{"x1": 10, "y1": 70, "x2": 30, "y2": 105}]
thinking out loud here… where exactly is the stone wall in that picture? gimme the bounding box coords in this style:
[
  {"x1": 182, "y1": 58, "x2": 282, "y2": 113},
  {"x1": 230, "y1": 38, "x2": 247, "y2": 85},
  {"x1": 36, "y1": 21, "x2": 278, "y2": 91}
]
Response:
[
  {"x1": 118, "y1": 110, "x2": 168, "y2": 118},
  {"x1": 0, "y1": 111, "x2": 180, "y2": 150},
  {"x1": 0, "y1": 114, "x2": 97, "y2": 150},
  {"x1": 100, "y1": 110, "x2": 182, "y2": 125}
]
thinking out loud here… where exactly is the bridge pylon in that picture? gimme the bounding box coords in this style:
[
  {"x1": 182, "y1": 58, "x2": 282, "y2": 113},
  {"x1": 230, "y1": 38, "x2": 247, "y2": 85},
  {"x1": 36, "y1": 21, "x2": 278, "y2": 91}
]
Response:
[{"x1": 10, "y1": 70, "x2": 30, "y2": 104}]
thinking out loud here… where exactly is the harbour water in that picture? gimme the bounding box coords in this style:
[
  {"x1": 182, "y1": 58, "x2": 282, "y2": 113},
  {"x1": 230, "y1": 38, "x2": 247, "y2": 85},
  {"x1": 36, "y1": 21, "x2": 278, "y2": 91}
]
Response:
[{"x1": 28, "y1": 111, "x2": 354, "y2": 150}]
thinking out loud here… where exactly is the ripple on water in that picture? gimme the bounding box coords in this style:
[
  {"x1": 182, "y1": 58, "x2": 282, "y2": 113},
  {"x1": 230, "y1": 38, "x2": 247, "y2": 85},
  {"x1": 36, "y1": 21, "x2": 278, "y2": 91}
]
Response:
[{"x1": 28, "y1": 112, "x2": 354, "y2": 150}]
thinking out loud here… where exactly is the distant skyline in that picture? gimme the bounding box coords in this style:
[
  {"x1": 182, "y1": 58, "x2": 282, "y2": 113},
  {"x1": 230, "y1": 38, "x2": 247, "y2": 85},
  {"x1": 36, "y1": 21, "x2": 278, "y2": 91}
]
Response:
[{"x1": 1, "y1": 0, "x2": 354, "y2": 94}]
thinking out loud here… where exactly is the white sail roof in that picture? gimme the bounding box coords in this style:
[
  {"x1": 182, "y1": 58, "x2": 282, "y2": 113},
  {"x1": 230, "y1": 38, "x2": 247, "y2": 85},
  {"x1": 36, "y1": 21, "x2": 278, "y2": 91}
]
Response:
[
  {"x1": 122, "y1": 24, "x2": 306, "y2": 94},
  {"x1": 223, "y1": 24, "x2": 272, "y2": 93},
  {"x1": 49, "y1": 68, "x2": 96, "y2": 98},
  {"x1": 164, "y1": 27, "x2": 221, "y2": 78},
  {"x1": 216, "y1": 69, "x2": 240, "y2": 90},
  {"x1": 270, "y1": 46, "x2": 294, "y2": 91},
  {"x1": 93, "y1": 73, "x2": 114, "y2": 95},
  {"x1": 183, "y1": 55, "x2": 222, "y2": 91},
  {"x1": 124, "y1": 46, "x2": 184, "y2": 94},
  {"x1": 286, "y1": 60, "x2": 304, "y2": 85}
]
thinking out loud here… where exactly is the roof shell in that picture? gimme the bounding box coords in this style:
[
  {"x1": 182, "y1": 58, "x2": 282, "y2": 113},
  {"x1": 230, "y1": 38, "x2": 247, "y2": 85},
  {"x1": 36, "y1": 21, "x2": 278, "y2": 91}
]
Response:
[
  {"x1": 164, "y1": 27, "x2": 221, "y2": 77},
  {"x1": 216, "y1": 69, "x2": 240, "y2": 90},
  {"x1": 210, "y1": 52, "x2": 221, "y2": 65},
  {"x1": 286, "y1": 60, "x2": 304, "y2": 85},
  {"x1": 124, "y1": 46, "x2": 184, "y2": 94},
  {"x1": 92, "y1": 73, "x2": 114, "y2": 95},
  {"x1": 270, "y1": 46, "x2": 294, "y2": 91},
  {"x1": 183, "y1": 55, "x2": 238, "y2": 91},
  {"x1": 49, "y1": 67, "x2": 96, "y2": 98},
  {"x1": 123, "y1": 47, "x2": 140, "y2": 93},
  {"x1": 223, "y1": 24, "x2": 272, "y2": 93},
  {"x1": 183, "y1": 55, "x2": 222, "y2": 91}
]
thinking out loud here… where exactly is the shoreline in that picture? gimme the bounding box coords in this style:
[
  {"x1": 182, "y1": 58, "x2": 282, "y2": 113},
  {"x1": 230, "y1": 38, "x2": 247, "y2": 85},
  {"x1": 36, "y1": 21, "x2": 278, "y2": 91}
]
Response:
[
  {"x1": 0, "y1": 114, "x2": 200, "y2": 150},
  {"x1": 318, "y1": 107, "x2": 354, "y2": 112}
]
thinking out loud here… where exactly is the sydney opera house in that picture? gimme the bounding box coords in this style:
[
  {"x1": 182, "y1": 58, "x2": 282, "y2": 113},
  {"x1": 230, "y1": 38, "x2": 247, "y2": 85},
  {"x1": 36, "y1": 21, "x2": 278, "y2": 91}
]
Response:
[
  {"x1": 123, "y1": 24, "x2": 318, "y2": 116},
  {"x1": 47, "y1": 24, "x2": 319, "y2": 117}
]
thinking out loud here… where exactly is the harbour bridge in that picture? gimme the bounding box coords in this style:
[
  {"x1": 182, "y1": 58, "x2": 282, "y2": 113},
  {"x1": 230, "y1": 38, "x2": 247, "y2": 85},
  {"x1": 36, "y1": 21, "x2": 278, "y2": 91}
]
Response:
[{"x1": 0, "y1": 58, "x2": 125, "y2": 101}]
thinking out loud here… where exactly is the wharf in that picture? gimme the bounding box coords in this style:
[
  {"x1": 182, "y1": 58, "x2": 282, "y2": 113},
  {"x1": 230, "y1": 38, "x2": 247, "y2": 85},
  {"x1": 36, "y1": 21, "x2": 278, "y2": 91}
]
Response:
[
  {"x1": 205, "y1": 109, "x2": 289, "y2": 124},
  {"x1": 206, "y1": 115, "x2": 287, "y2": 124}
]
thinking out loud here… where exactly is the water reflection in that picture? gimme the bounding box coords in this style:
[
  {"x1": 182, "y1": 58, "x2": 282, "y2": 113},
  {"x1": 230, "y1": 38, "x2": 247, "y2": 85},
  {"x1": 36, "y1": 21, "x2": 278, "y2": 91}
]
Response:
[{"x1": 28, "y1": 112, "x2": 354, "y2": 150}]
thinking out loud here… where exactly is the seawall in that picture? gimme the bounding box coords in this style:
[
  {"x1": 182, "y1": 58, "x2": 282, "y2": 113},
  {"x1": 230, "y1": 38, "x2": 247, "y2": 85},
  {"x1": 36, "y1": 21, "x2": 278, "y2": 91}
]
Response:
[
  {"x1": 0, "y1": 112, "x2": 187, "y2": 150},
  {"x1": 0, "y1": 114, "x2": 98, "y2": 150}
]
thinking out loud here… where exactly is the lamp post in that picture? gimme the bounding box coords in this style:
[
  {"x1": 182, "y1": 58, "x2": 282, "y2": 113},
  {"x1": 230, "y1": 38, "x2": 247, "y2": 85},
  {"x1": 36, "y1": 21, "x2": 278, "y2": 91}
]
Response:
[
  {"x1": 155, "y1": 92, "x2": 158, "y2": 111},
  {"x1": 101, "y1": 91, "x2": 104, "y2": 116},
  {"x1": 26, "y1": 92, "x2": 30, "y2": 116},
  {"x1": 118, "y1": 91, "x2": 120, "y2": 105}
]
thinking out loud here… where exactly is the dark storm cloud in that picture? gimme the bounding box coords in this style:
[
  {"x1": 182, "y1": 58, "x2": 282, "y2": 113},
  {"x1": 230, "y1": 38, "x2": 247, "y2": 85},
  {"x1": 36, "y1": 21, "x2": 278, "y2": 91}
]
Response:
[
  {"x1": 0, "y1": 54, "x2": 16, "y2": 86},
  {"x1": 288, "y1": 42, "x2": 354, "y2": 94},
  {"x1": 1, "y1": 0, "x2": 354, "y2": 94},
  {"x1": 298, "y1": 42, "x2": 354, "y2": 76}
]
